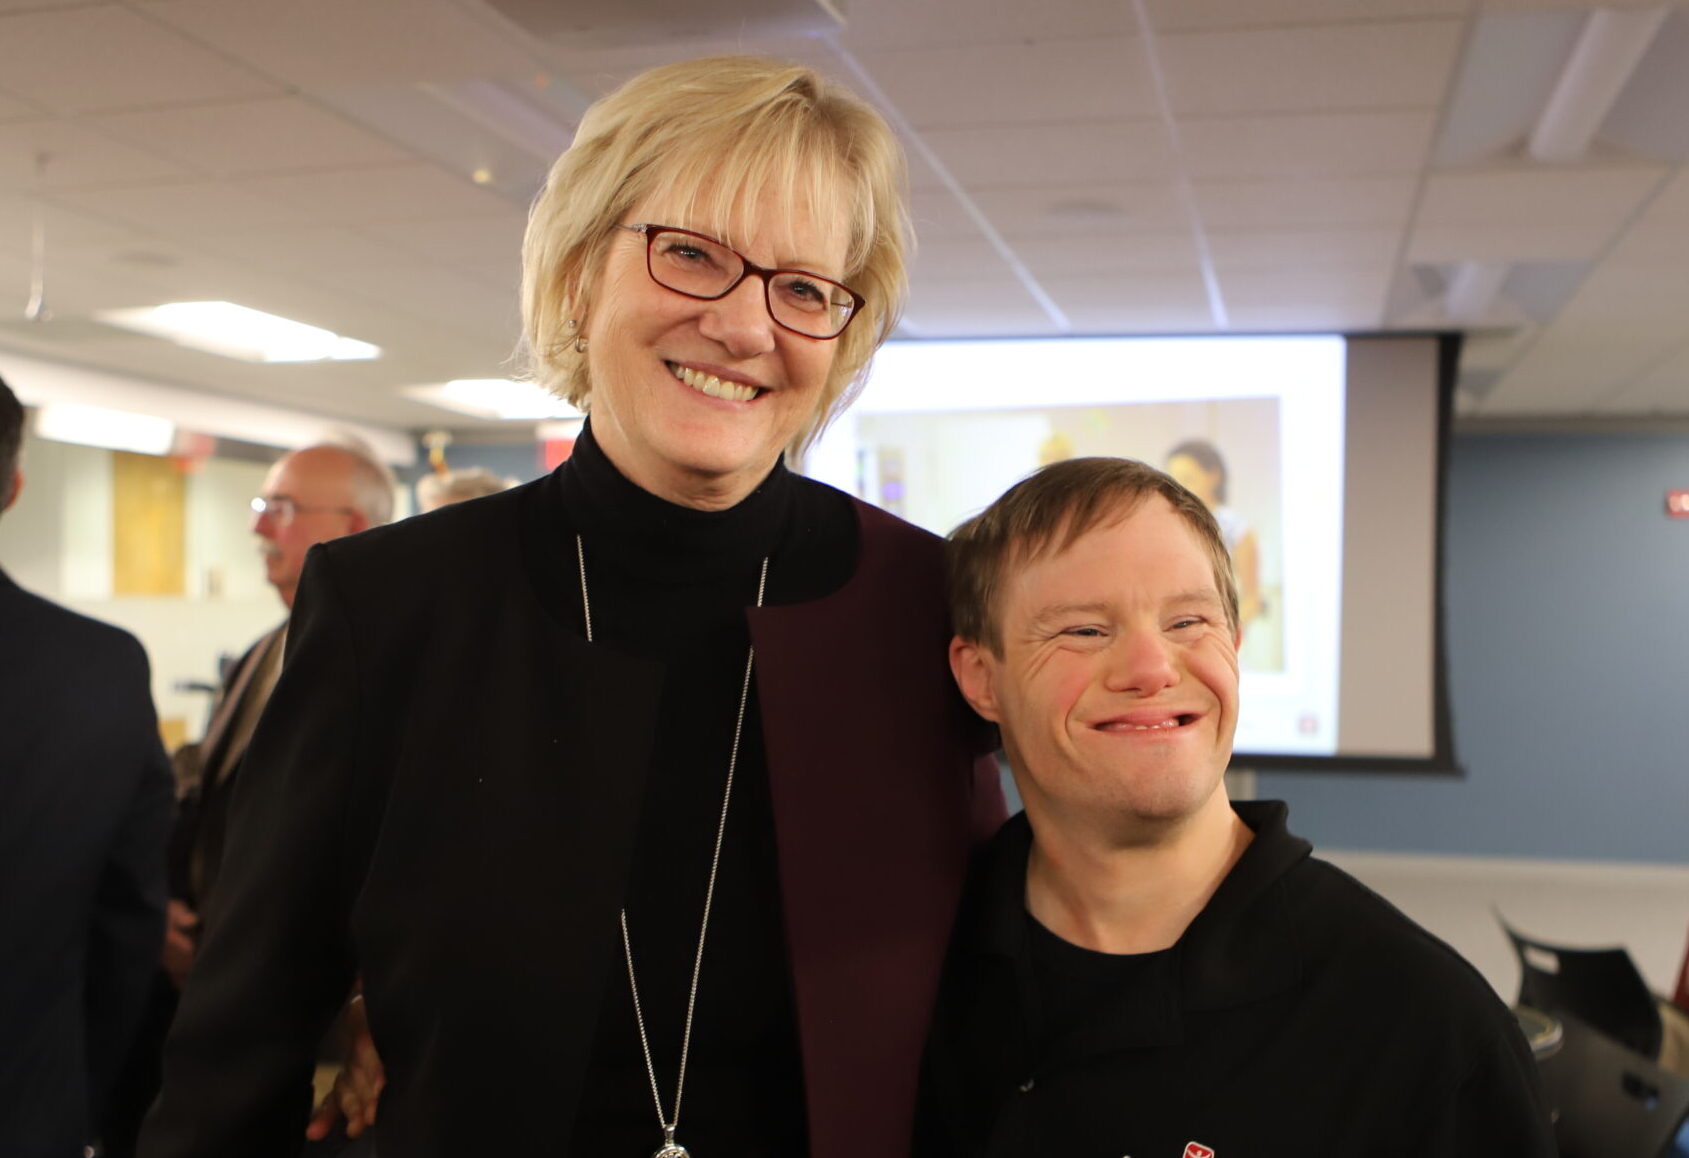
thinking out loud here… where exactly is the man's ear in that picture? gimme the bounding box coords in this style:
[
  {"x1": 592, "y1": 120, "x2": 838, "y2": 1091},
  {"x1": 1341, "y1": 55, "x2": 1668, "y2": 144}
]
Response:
[
  {"x1": 2, "y1": 469, "x2": 22, "y2": 513},
  {"x1": 948, "y1": 636, "x2": 1002, "y2": 724}
]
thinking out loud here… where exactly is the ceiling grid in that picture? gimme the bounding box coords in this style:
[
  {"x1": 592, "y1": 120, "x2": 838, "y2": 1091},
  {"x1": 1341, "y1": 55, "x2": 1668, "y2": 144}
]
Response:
[{"x1": 0, "y1": 0, "x2": 1681, "y2": 427}]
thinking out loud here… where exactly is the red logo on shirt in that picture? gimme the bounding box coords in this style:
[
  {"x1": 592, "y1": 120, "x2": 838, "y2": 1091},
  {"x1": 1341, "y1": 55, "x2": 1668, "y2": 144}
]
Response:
[{"x1": 1184, "y1": 1145, "x2": 1215, "y2": 1158}]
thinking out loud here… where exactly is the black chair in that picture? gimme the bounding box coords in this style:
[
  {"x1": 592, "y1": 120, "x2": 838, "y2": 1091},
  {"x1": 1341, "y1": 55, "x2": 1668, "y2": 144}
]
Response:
[
  {"x1": 1538, "y1": 1011, "x2": 1689, "y2": 1158},
  {"x1": 1502, "y1": 916, "x2": 1664, "y2": 1060}
]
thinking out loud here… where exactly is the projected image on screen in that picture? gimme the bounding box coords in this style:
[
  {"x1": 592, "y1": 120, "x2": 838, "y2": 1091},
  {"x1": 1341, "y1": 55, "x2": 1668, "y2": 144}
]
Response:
[
  {"x1": 809, "y1": 334, "x2": 1454, "y2": 771},
  {"x1": 856, "y1": 398, "x2": 1286, "y2": 674},
  {"x1": 805, "y1": 335, "x2": 1386, "y2": 763}
]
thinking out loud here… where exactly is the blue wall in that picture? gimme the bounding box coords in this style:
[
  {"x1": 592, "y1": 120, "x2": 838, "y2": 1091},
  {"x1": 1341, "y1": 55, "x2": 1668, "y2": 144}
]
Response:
[{"x1": 1259, "y1": 432, "x2": 1689, "y2": 864}]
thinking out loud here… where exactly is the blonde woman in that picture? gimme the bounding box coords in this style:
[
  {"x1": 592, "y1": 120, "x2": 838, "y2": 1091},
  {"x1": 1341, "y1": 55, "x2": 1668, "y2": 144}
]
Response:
[{"x1": 141, "y1": 57, "x2": 1001, "y2": 1158}]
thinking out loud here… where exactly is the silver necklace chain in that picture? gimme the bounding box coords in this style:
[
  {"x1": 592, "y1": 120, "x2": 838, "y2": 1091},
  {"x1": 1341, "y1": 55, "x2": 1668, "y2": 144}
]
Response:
[{"x1": 575, "y1": 534, "x2": 768, "y2": 1158}]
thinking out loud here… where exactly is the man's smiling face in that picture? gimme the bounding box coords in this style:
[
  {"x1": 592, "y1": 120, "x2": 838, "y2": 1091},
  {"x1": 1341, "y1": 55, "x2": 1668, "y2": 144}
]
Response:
[{"x1": 952, "y1": 495, "x2": 1241, "y2": 837}]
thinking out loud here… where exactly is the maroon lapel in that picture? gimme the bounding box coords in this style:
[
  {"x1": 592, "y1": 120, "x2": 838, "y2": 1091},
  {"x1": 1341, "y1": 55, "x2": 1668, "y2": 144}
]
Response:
[{"x1": 750, "y1": 499, "x2": 1002, "y2": 1158}]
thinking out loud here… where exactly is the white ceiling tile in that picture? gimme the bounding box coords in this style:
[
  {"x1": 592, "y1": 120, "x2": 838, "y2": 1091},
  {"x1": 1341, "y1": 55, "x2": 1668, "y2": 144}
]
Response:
[
  {"x1": 533, "y1": 37, "x2": 840, "y2": 101},
  {"x1": 1416, "y1": 168, "x2": 1668, "y2": 227},
  {"x1": 1179, "y1": 112, "x2": 1437, "y2": 177},
  {"x1": 0, "y1": 195, "x2": 151, "y2": 254},
  {"x1": 139, "y1": 0, "x2": 542, "y2": 87},
  {"x1": 1192, "y1": 176, "x2": 1416, "y2": 227},
  {"x1": 1601, "y1": 12, "x2": 1689, "y2": 165},
  {"x1": 1605, "y1": 220, "x2": 1689, "y2": 270},
  {"x1": 1012, "y1": 233, "x2": 1203, "y2": 279},
  {"x1": 234, "y1": 164, "x2": 518, "y2": 225},
  {"x1": 1225, "y1": 302, "x2": 1389, "y2": 331},
  {"x1": 0, "y1": 88, "x2": 39, "y2": 121},
  {"x1": 1637, "y1": 168, "x2": 1689, "y2": 223},
  {"x1": 1144, "y1": 0, "x2": 1466, "y2": 32},
  {"x1": 52, "y1": 181, "x2": 318, "y2": 235},
  {"x1": 1478, "y1": 0, "x2": 1666, "y2": 10},
  {"x1": 0, "y1": 120, "x2": 186, "y2": 190},
  {"x1": 450, "y1": 257, "x2": 523, "y2": 293},
  {"x1": 1482, "y1": 329, "x2": 1682, "y2": 414},
  {"x1": 1217, "y1": 267, "x2": 1392, "y2": 310},
  {"x1": 0, "y1": 0, "x2": 1677, "y2": 426},
  {"x1": 1157, "y1": 20, "x2": 1463, "y2": 116},
  {"x1": 1406, "y1": 222, "x2": 1618, "y2": 261},
  {"x1": 1554, "y1": 265, "x2": 1689, "y2": 330},
  {"x1": 907, "y1": 238, "x2": 1014, "y2": 281},
  {"x1": 90, "y1": 98, "x2": 414, "y2": 178},
  {"x1": 836, "y1": 0, "x2": 1133, "y2": 52},
  {"x1": 922, "y1": 121, "x2": 1177, "y2": 188},
  {"x1": 901, "y1": 277, "x2": 1060, "y2": 337},
  {"x1": 854, "y1": 39, "x2": 1156, "y2": 129},
  {"x1": 908, "y1": 188, "x2": 986, "y2": 242},
  {"x1": 0, "y1": 6, "x2": 279, "y2": 113},
  {"x1": 906, "y1": 266, "x2": 1032, "y2": 301},
  {"x1": 1041, "y1": 273, "x2": 1218, "y2": 333},
  {"x1": 186, "y1": 227, "x2": 416, "y2": 273},
  {"x1": 359, "y1": 214, "x2": 530, "y2": 264},
  {"x1": 971, "y1": 184, "x2": 1191, "y2": 237},
  {"x1": 900, "y1": 144, "x2": 953, "y2": 193},
  {"x1": 317, "y1": 260, "x2": 521, "y2": 338},
  {"x1": 1205, "y1": 227, "x2": 1399, "y2": 271},
  {"x1": 1606, "y1": 344, "x2": 1689, "y2": 412}
]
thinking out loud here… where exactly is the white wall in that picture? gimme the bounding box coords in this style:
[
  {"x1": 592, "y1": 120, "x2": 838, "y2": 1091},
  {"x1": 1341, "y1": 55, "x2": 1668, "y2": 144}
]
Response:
[
  {"x1": 0, "y1": 432, "x2": 284, "y2": 741},
  {"x1": 1327, "y1": 850, "x2": 1689, "y2": 1002}
]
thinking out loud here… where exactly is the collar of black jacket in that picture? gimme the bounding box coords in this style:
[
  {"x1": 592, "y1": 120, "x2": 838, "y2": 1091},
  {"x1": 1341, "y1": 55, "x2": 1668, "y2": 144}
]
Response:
[{"x1": 968, "y1": 799, "x2": 1315, "y2": 1015}]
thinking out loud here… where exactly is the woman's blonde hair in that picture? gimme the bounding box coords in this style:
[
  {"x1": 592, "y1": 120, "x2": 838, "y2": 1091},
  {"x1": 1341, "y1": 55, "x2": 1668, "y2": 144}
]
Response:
[{"x1": 521, "y1": 55, "x2": 910, "y2": 452}]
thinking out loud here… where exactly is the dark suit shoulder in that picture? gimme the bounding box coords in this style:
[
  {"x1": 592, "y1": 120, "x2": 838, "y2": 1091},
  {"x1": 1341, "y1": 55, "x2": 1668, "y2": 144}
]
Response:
[
  {"x1": 319, "y1": 480, "x2": 525, "y2": 571},
  {"x1": 302, "y1": 480, "x2": 529, "y2": 612},
  {"x1": 0, "y1": 575, "x2": 150, "y2": 676}
]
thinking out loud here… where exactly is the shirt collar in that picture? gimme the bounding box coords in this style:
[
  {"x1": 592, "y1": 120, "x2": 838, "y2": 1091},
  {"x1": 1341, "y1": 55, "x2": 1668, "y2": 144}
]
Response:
[
  {"x1": 968, "y1": 800, "x2": 1313, "y2": 1014},
  {"x1": 558, "y1": 418, "x2": 793, "y2": 584}
]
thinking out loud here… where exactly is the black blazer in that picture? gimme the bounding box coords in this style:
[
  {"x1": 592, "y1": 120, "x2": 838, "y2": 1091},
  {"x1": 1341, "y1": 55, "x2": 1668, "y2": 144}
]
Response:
[
  {"x1": 142, "y1": 478, "x2": 1002, "y2": 1158},
  {"x1": 0, "y1": 568, "x2": 173, "y2": 1157}
]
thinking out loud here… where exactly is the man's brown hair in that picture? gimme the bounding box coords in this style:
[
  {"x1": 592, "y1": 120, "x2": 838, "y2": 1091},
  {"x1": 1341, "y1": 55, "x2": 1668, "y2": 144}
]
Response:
[
  {"x1": 947, "y1": 456, "x2": 1240, "y2": 653},
  {"x1": 0, "y1": 374, "x2": 22, "y2": 511}
]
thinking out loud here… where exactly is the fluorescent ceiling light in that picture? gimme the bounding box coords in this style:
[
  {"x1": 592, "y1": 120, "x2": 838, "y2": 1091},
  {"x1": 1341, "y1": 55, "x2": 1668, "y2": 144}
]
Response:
[
  {"x1": 1529, "y1": 7, "x2": 1669, "y2": 162},
  {"x1": 405, "y1": 378, "x2": 584, "y2": 421},
  {"x1": 1444, "y1": 261, "x2": 1511, "y2": 321},
  {"x1": 95, "y1": 301, "x2": 381, "y2": 363},
  {"x1": 35, "y1": 403, "x2": 175, "y2": 455}
]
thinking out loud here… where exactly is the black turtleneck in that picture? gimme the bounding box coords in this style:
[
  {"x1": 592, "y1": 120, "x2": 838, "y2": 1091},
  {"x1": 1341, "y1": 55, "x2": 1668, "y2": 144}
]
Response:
[{"x1": 518, "y1": 422, "x2": 857, "y2": 1157}]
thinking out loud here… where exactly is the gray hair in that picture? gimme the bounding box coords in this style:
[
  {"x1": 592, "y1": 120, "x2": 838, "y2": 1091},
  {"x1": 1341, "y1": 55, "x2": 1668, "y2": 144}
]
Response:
[
  {"x1": 416, "y1": 467, "x2": 517, "y2": 513},
  {"x1": 316, "y1": 432, "x2": 397, "y2": 526}
]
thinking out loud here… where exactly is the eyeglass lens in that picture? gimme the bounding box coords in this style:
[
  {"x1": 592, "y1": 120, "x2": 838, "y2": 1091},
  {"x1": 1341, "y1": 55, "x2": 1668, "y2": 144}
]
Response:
[
  {"x1": 645, "y1": 229, "x2": 857, "y2": 339},
  {"x1": 251, "y1": 496, "x2": 292, "y2": 520}
]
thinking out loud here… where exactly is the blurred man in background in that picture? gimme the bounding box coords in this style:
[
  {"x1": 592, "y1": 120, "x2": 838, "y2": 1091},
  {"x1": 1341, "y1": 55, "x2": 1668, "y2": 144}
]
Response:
[
  {"x1": 0, "y1": 374, "x2": 174, "y2": 1157},
  {"x1": 103, "y1": 439, "x2": 394, "y2": 1156},
  {"x1": 414, "y1": 465, "x2": 516, "y2": 514}
]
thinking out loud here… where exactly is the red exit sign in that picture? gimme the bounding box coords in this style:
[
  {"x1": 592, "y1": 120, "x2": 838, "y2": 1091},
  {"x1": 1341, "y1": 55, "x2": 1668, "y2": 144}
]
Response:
[{"x1": 1668, "y1": 491, "x2": 1689, "y2": 518}]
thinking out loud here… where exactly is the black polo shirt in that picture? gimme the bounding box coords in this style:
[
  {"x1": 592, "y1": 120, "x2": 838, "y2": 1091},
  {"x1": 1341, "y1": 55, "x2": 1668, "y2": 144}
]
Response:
[{"x1": 917, "y1": 801, "x2": 1556, "y2": 1158}]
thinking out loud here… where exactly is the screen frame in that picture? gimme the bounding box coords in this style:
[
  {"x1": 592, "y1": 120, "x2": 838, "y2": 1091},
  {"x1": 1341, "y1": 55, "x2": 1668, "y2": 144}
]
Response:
[{"x1": 1229, "y1": 331, "x2": 1462, "y2": 776}]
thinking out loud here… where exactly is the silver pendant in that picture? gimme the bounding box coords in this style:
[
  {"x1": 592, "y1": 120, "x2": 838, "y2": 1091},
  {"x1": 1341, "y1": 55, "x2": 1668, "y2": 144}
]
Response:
[{"x1": 652, "y1": 1125, "x2": 689, "y2": 1158}]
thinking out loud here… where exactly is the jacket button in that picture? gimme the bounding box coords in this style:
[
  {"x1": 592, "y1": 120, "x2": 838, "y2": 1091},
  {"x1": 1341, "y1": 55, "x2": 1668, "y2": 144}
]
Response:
[{"x1": 1018, "y1": 1078, "x2": 1035, "y2": 1093}]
